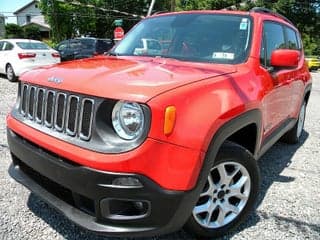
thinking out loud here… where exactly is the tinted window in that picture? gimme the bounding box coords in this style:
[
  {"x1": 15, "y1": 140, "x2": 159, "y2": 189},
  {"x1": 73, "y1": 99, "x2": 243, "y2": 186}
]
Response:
[
  {"x1": 80, "y1": 39, "x2": 95, "y2": 50},
  {"x1": 113, "y1": 14, "x2": 252, "y2": 64},
  {"x1": 96, "y1": 39, "x2": 113, "y2": 53},
  {"x1": 285, "y1": 27, "x2": 299, "y2": 50},
  {"x1": 0, "y1": 42, "x2": 4, "y2": 51},
  {"x1": 57, "y1": 41, "x2": 68, "y2": 51},
  {"x1": 4, "y1": 42, "x2": 14, "y2": 50},
  {"x1": 69, "y1": 40, "x2": 82, "y2": 50},
  {"x1": 261, "y1": 22, "x2": 286, "y2": 67},
  {"x1": 16, "y1": 42, "x2": 49, "y2": 50}
]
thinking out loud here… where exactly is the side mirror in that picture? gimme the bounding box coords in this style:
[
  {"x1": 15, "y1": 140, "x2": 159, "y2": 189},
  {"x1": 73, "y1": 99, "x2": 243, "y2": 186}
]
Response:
[{"x1": 270, "y1": 49, "x2": 300, "y2": 68}]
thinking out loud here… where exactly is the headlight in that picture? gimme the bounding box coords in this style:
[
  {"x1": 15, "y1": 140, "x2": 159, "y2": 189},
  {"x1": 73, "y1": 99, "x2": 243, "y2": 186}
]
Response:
[{"x1": 112, "y1": 101, "x2": 145, "y2": 140}]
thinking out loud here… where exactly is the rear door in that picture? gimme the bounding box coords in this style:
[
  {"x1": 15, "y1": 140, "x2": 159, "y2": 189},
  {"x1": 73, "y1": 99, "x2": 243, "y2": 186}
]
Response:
[{"x1": 284, "y1": 26, "x2": 305, "y2": 118}]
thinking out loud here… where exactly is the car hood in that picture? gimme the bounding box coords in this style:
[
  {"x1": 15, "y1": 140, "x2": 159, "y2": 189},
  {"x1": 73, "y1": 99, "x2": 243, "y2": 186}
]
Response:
[{"x1": 20, "y1": 56, "x2": 237, "y2": 102}]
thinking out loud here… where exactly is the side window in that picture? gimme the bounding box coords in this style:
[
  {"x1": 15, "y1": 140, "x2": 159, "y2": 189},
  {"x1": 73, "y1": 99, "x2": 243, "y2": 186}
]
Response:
[
  {"x1": 260, "y1": 22, "x2": 286, "y2": 67},
  {"x1": 70, "y1": 40, "x2": 82, "y2": 50},
  {"x1": 0, "y1": 42, "x2": 4, "y2": 51},
  {"x1": 57, "y1": 42, "x2": 67, "y2": 51},
  {"x1": 3, "y1": 42, "x2": 14, "y2": 51},
  {"x1": 285, "y1": 27, "x2": 299, "y2": 50}
]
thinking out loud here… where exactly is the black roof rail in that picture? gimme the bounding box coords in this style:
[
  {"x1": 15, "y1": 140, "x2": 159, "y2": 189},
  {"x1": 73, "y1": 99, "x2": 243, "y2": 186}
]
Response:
[{"x1": 250, "y1": 7, "x2": 294, "y2": 25}]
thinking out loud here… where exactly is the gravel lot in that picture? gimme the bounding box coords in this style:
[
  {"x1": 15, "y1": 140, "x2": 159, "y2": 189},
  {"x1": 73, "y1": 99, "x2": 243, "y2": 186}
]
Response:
[{"x1": 0, "y1": 72, "x2": 319, "y2": 240}]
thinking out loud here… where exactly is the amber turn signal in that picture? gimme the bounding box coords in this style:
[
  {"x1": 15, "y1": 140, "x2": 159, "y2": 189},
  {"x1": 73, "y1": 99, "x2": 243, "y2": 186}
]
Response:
[{"x1": 164, "y1": 106, "x2": 176, "y2": 136}]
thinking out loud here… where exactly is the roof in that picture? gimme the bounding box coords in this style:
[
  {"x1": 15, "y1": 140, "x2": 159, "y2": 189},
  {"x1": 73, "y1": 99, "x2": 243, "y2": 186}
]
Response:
[
  {"x1": 14, "y1": 0, "x2": 40, "y2": 15},
  {"x1": 150, "y1": 10, "x2": 249, "y2": 18},
  {"x1": 23, "y1": 22, "x2": 50, "y2": 31},
  {"x1": 21, "y1": 15, "x2": 50, "y2": 30}
]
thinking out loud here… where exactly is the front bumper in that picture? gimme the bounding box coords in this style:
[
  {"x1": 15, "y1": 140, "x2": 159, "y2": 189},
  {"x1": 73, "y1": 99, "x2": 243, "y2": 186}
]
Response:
[{"x1": 7, "y1": 128, "x2": 201, "y2": 237}]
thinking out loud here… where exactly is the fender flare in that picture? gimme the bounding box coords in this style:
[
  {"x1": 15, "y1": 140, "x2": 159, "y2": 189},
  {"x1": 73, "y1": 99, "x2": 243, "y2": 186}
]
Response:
[{"x1": 193, "y1": 109, "x2": 262, "y2": 193}]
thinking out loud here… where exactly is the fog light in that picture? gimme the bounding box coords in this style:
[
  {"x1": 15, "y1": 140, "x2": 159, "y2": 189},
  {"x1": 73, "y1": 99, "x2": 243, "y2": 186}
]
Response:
[
  {"x1": 112, "y1": 177, "x2": 143, "y2": 188},
  {"x1": 100, "y1": 198, "x2": 150, "y2": 220}
]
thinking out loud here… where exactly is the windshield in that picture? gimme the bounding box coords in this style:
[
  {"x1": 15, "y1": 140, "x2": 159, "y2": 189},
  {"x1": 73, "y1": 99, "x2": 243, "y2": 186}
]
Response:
[
  {"x1": 113, "y1": 13, "x2": 252, "y2": 64},
  {"x1": 17, "y1": 42, "x2": 50, "y2": 50}
]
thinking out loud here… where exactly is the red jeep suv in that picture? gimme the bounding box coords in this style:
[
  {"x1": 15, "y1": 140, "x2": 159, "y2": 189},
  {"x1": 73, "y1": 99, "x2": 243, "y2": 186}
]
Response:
[{"x1": 7, "y1": 8, "x2": 311, "y2": 238}]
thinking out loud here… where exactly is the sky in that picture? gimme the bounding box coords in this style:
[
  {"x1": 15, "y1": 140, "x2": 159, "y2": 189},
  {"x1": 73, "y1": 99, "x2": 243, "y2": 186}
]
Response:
[{"x1": 0, "y1": 0, "x2": 31, "y2": 24}]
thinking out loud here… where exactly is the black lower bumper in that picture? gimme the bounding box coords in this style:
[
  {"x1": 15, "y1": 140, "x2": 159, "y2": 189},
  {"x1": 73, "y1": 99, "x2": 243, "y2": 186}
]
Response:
[{"x1": 7, "y1": 129, "x2": 201, "y2": 237}]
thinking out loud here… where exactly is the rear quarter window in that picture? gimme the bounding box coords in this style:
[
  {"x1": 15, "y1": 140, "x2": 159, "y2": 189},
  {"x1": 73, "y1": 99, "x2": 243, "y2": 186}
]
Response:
[
  {"x1": 285, "y1": 27, "x2": 300, "y2": 50},
  {"x1": 4, "y1": 42, "x2": 14, "y2": 50}
]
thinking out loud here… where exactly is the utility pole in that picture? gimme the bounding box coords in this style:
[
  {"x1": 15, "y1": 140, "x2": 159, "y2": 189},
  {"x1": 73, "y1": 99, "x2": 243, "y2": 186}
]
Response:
[
  {"x1": 147, "y1": 0, "x2": 156, "y2": 16},
  {"x1": 171, "y1": 0, "x2": 176, "y2": 12}
]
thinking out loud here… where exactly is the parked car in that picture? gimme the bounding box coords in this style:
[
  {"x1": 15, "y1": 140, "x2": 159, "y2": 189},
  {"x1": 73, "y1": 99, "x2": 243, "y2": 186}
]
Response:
[
  {"x1": 56, "y1": 37, "x2": 113, "y2": 61},
  {"x1": 133, "y1": 38, "x2": 162, "y2": 56},
  {"x1": 305, "y1": 56, "x2": 320, "y2": 71},
  {"x1": 0, "y1": 39, "x2": 60, "y2": 82},
  {"x1": 7, "y1": 8, "x2": 311, "y2": 238}
]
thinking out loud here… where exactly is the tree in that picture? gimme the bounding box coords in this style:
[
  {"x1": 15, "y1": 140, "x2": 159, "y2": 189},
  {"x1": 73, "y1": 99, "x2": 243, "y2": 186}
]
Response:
[
  {"x1": 24, "y1": 25, "x2": 41, "y2": 40},
  {"x1": 5, "y1": 23, "x2": 23, "y2": 38},
  {"x1": 40, "y1": 0, "x2": 76, "y2": 42},
  {"x1": 39, "y1": 0, "x2": 319, "y2": 55},
  {"x1": 254, "y1": 0, "x2": 320, "y2": 55},
  {"x1": 40, "y1": 0, "x2": 170, "y2": 43}
]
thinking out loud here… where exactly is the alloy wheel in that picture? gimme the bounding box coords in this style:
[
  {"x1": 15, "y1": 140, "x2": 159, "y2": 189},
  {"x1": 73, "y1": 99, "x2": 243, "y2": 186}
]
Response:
[
  {"x1": 296, "y1": 102, "x2": 306, "y2": 139},
  {"x1": 192, "y1": 161, "x2": 251, "y2": 229}
]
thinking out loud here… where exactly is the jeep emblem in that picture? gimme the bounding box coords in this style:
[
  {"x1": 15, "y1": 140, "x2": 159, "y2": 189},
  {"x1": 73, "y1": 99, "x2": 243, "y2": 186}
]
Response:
[{"x1": 48, "y1": 76, "x2": 63, "y2": 84}]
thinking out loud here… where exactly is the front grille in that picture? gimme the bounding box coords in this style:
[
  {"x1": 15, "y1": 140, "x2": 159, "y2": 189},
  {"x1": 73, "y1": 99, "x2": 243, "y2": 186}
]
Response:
[{"x1": 19, "y1": 83, "x2": 95, "y2": 141}]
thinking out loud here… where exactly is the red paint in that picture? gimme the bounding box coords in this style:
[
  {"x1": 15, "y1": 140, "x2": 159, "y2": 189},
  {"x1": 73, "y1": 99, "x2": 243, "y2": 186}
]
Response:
[
  {"x1": 271, "y1": 49, "x2": 300, "y2": 67},
  {"x1": 8, "y1": 10, "x2": 312, "y2": 191}
]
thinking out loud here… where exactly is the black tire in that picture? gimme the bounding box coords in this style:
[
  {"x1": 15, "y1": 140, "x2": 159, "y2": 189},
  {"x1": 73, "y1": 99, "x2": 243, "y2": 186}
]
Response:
[
  {"x1": 281, "y1": 101, "x2": 306, "y2": 144},
  {"x1": 184, "y1": 141, "x2": 260, "y2": 238},
  {"x1": 6, "y1": 64, "x2": 17, "y2": 82}
]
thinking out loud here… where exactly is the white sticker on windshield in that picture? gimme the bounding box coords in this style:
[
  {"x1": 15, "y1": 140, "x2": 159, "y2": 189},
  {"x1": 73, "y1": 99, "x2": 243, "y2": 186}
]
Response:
[
  {"x1": 240, "y1": 18, "x2": 248, "y2": 30},
  {"x1": 212, "y1": 52, "x2": 235, "y2": 60}
]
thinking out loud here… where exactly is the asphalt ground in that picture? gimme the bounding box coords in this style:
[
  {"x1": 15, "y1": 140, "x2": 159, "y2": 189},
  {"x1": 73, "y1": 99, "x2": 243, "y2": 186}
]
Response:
[{"x1": 0, "y1": 72, "x2": 319, "y2": 240}]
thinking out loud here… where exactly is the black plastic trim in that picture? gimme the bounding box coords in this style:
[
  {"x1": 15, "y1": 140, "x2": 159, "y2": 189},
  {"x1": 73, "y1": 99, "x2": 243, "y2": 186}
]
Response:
[
  {"x1": 7, "y1": 128, "x2": 201, "y2": 237},
  {"x1": 208, "y1": 109, "x2": 262, "y2": 160},
  {"x1": 258, "y1": 118, "x2": 296, "y2": 158},
  {"x1": 258, "y1": 83, "x2": 312, "y2": 158}
]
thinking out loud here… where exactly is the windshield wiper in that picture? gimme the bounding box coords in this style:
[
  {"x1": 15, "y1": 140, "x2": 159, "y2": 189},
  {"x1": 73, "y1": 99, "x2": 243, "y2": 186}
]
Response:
[{"x1": 106, "y1": 51, "x2": 119, "y2": 56}]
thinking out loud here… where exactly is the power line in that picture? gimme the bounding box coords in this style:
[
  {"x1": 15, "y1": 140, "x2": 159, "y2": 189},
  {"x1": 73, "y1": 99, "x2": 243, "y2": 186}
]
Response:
[{"x1": 54, "y1": 0, "x2": 145, "y2": 19}]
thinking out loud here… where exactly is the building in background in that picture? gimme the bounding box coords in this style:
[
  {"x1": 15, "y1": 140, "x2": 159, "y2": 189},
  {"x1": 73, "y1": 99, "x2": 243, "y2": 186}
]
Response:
[
  {"x1": 0, "y1": 14, "x2": 5, "y2": 38},
  {"x1": 14, "y1": 0, "x2": 50, "y2": 38}
]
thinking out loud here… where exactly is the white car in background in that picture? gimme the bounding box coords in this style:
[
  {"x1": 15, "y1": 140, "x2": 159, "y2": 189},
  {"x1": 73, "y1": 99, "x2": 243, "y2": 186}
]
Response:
[{"x1": 0, "y1": 39, "x2": 61, "y2": 82}]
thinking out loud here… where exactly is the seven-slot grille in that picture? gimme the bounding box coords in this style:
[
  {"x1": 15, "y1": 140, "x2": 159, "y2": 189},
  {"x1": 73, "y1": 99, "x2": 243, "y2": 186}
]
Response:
[{"x1": 19, "y1": 83, "x2": 94, "y2": 141}]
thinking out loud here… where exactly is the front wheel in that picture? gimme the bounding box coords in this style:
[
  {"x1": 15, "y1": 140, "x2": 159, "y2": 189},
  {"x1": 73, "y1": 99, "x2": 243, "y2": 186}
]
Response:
[{"x1": 184, "y1": 142, "x2": 260, "y2": 238}]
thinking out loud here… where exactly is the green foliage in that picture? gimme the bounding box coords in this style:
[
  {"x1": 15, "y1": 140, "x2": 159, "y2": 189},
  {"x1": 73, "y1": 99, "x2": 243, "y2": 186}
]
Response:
[
  {"x1": 5, "y1": 23, "x2": 23, "y2": 38},
  {"x1": 42, "y1": 39, "x2": 56, "y2": 48},
  {"x1": 24, "y1": 25, "x2": 41, "y2": 40},
  {"x1": 254, "y1": 0, "x2": 320, "y2": 55},
  {"x1": 176, "y1": 0, "x2": 320, "y2": 55},
  {"x1": 40, "y1": 0, "x2": 169, "y2": 43},
  {"x1": 40, "y1": 0, "x2": 319, "y2": 55}
]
